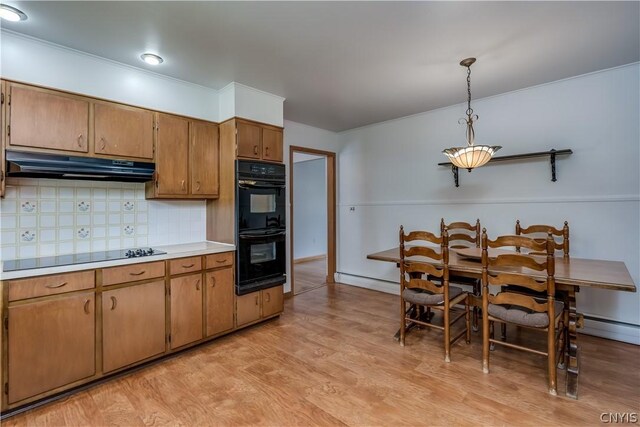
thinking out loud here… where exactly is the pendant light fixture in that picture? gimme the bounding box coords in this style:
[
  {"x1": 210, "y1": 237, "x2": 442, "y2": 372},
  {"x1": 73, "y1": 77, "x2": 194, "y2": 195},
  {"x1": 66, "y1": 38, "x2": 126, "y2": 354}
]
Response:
[{"x1": 442, "y1": 58, "x2": 501, "y2": 171}]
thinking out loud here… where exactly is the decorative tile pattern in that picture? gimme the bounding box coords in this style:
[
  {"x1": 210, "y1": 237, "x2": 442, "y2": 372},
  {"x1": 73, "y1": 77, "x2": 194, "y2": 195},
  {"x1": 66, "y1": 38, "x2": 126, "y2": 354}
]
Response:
[
  {"x1": 1, "y1": 179, "x2": 146, "y2": 258},
  {"x1": 0, "y1": 178, "x2": 206, "y2": 260}
]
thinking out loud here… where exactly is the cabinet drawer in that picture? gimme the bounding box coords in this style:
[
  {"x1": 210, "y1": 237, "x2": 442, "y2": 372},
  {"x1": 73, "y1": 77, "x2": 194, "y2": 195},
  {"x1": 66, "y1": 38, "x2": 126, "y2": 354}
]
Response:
[
  {"x1": 169, "y1": 256, "x2": 202, "y2": 275},
  {"x1": 206, "y1": 252, "x2": 234, "y2": 269},
  {"x1": 7, "y1": 270, "x2": 95, "y2": 302},
  {"x1": 102, "y1": 261, "x2": 165, "y2": 286}
]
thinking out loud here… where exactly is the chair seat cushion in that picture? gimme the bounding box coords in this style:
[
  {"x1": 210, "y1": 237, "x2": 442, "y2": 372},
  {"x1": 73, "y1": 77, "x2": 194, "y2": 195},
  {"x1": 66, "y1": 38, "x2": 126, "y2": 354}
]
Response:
[
  {"x1": 403, "y1": 286, "x2": 463, "y2": 306},
  {"x1": 487, "y1": 300, "x2": 564, "y2": 328}
]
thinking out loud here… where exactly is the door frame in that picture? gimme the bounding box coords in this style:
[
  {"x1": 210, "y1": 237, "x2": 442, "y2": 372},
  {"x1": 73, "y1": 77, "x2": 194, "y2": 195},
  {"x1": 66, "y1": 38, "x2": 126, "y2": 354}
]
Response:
[{"x1": 289, "y1": 146, "x2": 337, "y2": 296}]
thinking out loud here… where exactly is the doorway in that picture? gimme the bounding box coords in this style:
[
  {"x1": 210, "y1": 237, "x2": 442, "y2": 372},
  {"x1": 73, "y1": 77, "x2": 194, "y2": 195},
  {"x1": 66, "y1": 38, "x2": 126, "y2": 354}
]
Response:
[{"x1": 289, "y1": 146, "x2": 336, "y2": 295}]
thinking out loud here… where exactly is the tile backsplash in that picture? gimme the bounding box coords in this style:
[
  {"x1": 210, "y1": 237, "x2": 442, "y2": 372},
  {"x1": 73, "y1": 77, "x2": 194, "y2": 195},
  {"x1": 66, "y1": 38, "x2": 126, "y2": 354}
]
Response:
[{"x1": 0, "y1": 178, "x2": 206, "y2": 260}]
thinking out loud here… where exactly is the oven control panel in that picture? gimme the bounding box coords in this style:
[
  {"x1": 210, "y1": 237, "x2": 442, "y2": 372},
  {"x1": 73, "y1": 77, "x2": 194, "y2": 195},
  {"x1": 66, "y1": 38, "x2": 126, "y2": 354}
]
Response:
[{"x1": 238, "y1": 160, "x2": 285, "y2": 181}]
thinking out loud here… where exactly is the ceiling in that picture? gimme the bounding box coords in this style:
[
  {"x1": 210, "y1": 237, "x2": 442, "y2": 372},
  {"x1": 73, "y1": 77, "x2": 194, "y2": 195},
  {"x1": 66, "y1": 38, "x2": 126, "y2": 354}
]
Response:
[
  {"x1": 293, "y1": 152, "x2": 325, "y2": 163},
  {"x1": 2, "y1": 1, "x2": 639, "y2": 131}
]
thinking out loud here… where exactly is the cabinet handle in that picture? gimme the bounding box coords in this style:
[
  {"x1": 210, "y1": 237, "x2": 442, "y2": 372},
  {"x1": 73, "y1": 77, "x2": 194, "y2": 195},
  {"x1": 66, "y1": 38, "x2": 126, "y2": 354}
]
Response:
[
  {"x1": 84, "y1": 299, "x2": 91, "y2": 314},
  {"x1": 110, "y1": 296, "x2": 117, "y2": 310},
  {"x1": 216, "y1": 259, "x2": 226, "y2": 264},
  {"x1": 253, "y1": 145, "x2": 258, "y2": 155},
  {"x1": 45, "y1": 281, "x2": 68, "y2": 289},
  {"x1": 265, "y1": 146, "x2": 270, "y2": 157},
  {"x1": 182, "y1": 263, "x2": 195, "y2": 269},
  {"x1": 181, "y1": 180, "x2": 185, "y2": 190},
  {"x1": 265, "y1": 292, "x2": 271, "y2": 303},
  {"x1": 211, "y1": 276, "x2": 216, "y2": 287},
  {"x1": 100, "y1": 137, "x2": 106, "y2": 151},
  {"x1": 255, "y1": 295, "x2": 259, "y2": 306},
  {"x1": 129, "y1": 270, "x2": 146, "y2": 276},
  {"x1": 195, "y1": 279, "x2": 201, "y2": 291},
  {"x1": 196, "y1": 181, "x2": 201, "y2": 191},
  {"x1": 77, "y1": 134, "x2": 84, "y2": 147}
]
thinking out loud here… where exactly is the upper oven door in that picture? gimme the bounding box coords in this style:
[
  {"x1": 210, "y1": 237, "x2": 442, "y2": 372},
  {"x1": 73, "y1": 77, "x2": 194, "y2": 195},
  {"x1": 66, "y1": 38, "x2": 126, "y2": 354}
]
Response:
[{"x1": 237, "y1": 179, "x2": 285, "y2": 231}]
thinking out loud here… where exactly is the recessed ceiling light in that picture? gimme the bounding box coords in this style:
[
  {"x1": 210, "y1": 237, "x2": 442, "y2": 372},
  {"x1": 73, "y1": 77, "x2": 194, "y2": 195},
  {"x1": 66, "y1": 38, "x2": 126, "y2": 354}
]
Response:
[
  {"x1": 0, "y1": 4, "x2": 28, "y2": 21},
  {"x1": 140, "y1": 53, "x2": 163, "y2": 66}
]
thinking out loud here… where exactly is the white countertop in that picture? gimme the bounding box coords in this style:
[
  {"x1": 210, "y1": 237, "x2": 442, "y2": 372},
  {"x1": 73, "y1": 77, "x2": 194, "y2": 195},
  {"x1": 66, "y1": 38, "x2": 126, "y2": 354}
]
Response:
[{"x1": 0, "y1": 241, "x2": 235, "y2": 281}]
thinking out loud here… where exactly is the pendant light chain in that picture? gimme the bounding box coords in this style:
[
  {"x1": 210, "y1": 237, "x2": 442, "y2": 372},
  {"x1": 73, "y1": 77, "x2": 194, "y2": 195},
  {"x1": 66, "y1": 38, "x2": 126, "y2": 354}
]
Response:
[{"x1": 466, "y1": 65, "x2": 473, "y2": 118}]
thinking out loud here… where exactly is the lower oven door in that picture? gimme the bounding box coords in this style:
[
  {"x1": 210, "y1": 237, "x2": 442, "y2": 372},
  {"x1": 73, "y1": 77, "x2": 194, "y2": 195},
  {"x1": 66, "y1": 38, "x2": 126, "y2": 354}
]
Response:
[{"x1": 237, "y1": 229, "x2": 286, "y2": 295}]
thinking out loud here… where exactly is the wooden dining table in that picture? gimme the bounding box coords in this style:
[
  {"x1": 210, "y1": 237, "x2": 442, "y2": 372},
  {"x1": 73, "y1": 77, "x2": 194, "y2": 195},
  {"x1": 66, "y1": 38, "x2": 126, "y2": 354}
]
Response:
[{"x1": 367, "y1": 246, "x2": 637, "y2": 399}]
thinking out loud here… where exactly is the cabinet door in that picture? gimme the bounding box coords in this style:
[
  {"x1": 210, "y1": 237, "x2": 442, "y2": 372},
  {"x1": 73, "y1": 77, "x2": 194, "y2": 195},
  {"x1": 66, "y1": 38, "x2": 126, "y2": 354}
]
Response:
[
  {"x1": 9, "y1": 84, "x2": 89, "y2": 153},
  {"x1": 8, "y1": 292, "x2": 95, "y2": 403},
  {"x1": 190, "y1": 121, "x2": 219, "y2": 197},
  {"x1": 1, "y1": 81, "x2": 6, "y2": 197},
  {"x1": 262, "y1": 285, "x2": 284, "y2": 317},
  {"x1": 94, "y1": 102, "x2": 154, "y2": 159},
  {"x1": 205, "y1": 268, "x2": 234, "y2": 336},
  {"x1": 170, "y1": 273, "x2": 203, "y2": 349},
  {"x1": 155, "y1": 113, "x2": 189, "y2": 196},
  {"x1": 236, "y1": 121, "x2": 261, "y2": 159},
  {"x1": 102, "y1": 281, "x2": 166, "y2": 373},
  {"x1": 262, "y1": 128, "x2": 283, "y2": 162},
  {"x1": 236, "y1": 291, "x2": 261, "y2": 327}
]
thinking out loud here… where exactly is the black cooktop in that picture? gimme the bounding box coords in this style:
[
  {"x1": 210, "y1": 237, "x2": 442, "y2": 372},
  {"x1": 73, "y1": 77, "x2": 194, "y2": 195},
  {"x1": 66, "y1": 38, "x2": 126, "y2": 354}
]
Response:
[{"x1": 2, "y1": 248, "x2": 166, "y2": 272}]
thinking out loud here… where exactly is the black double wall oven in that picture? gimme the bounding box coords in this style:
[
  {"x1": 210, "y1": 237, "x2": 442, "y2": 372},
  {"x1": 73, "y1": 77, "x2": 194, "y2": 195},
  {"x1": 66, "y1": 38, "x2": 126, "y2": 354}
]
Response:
[{"x1": 236, "y1": 160, "x2": 286, "y2": 295}]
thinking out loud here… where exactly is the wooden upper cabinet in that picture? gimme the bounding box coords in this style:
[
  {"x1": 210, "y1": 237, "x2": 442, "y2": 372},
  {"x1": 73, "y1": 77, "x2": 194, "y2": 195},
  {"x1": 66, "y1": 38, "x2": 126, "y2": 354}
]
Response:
[
  {"x1": 262, "y1": 128, "x2": 283, "y2": 162},
  {"x1": 235, "y1": 119, "x2": 283, "y2": 163},
  {"x1": 8, "y1": 84, "x2": 89, "y2": 153},
  {"x1": 147, "y1": 114, "x2": 220, "y2": 200},
  {"x1": 155, "y1": 113, "x2": 189, "y2": 196},
  {"x1": 236, "y1": 121, "x2": 261, "y2": 159},
  {"x1": 8, "y1": 292, "x2": 95, "y2": 404},
  {"x1": 190, "y1": 121, "x2": 219, "y2": 197},
  {"x1": 94, "y1": 102, "x2": 154, "y2": 160}
]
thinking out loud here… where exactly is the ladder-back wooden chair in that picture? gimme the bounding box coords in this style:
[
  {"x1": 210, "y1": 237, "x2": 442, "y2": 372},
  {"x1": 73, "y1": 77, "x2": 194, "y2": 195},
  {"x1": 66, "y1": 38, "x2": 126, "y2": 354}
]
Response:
[
  {"x1": 480, "y1": 229, "x2": 566, "y2": 395},
  {"x1": 441, "y1": 218, "x2": 481, "y2": 249},
  {"x1": 399, "y1": 226, "x2": 471, "y2": 362},
  {"x1": 441, "y1": 218, "x2": 481, "y2": 330},
  {"x1": 516, "y1": 220, "x2": 570, "y2": 258}
]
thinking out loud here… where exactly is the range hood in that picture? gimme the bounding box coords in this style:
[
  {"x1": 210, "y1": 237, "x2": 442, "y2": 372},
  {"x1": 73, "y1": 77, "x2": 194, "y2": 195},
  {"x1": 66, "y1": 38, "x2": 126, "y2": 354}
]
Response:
[{"x1": 5, "y1": 150, "x2": 155, "y2": 183}]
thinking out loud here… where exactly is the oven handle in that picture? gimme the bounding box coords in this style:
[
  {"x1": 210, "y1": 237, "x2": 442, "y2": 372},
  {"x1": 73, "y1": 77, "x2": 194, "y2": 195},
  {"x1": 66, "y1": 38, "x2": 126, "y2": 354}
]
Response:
[
  {"x1": 238, "y1": 180, "x2": 285, "y2": 190},
  {"x1": 239, "y1": 231, "x2": 286, "y2": 240}
]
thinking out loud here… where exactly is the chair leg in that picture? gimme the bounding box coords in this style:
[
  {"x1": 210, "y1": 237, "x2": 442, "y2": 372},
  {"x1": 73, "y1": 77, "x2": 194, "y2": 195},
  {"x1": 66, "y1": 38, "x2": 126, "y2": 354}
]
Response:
[
  {"x1": 465, "y1": 297, "x2": 471, "y2": 344},
  {"x1": 443, "y1": 304, "x2": 451, "y2": 362},
  {"x1": 500, "y1": 323, "x2": 507, "y2": 341},
  {"x1": 482, "y1": 308, "x2": 490, "y2": 374},
  {"x1": 472, "y1": 280, "x2": 480, "y2": 332},
  {"x1": 489, "y1": 321, "x2": 496, "y2": 351},
  {"x1": 548, "y1": 323, "x2": 557, "y2": 396},
  {"x1": 400, "y1": 299, "x2": 406, "y2": 347}
]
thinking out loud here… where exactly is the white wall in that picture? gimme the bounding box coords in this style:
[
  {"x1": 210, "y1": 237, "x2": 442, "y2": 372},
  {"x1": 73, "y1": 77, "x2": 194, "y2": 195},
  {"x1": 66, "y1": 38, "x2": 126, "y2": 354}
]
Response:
[
  {"x1": 218, "y1": 82, "x2": 285, "y2": 127},
  {"x1": 293, "y1": 158, "x2": 327, "y2": 259},
  {"x1": 0, "y1": 31, "x2": 219, "y2": 121},
  {"x1": 336, "y1": 63, "x2": 640, "y2": 343},
  {"x1": 284, "y1": 120, "x2": 344, "y2": 293}
]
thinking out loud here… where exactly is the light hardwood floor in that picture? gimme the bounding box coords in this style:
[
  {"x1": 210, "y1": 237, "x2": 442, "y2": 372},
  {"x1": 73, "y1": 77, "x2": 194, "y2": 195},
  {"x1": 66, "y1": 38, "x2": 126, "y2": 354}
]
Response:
[
  {"x1": 294, "y1": 257, "x2": 327, "y2": 294},
  {"x1": 3, "y1": 283, "x2": 639, "y2": 426}
]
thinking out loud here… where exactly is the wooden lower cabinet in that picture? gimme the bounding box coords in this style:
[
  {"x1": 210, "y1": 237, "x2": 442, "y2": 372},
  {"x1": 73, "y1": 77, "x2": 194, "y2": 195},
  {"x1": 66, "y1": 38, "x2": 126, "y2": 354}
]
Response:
[
  {"x1": 236, "y1": 285, "x2": 284, "y2": 327},
  {"x1": 170, "y1": 273, "x2": 204, "y2": 349},
  {"x1": 7, "y1": 292, "x2": 95, "y2": 404},
  {"x1": 205, "y1": 268, "x2": 234, "y2": 336},
  {"x1": 102, "y1": 281, "x2": 166, "y2": 373},
  {"x1": 236, "y1": 291, "x2": 262, "y2": 327},
  {"x1": 262, "y1": 285, "x2": 284, "y2": 317}
]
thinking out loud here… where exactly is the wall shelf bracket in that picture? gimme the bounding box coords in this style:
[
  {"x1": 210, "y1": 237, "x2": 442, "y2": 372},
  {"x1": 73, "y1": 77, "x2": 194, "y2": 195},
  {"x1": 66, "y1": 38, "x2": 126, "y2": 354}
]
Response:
[{"x1": 438, "y1": 148, "x2": 573, "y2": 188}]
